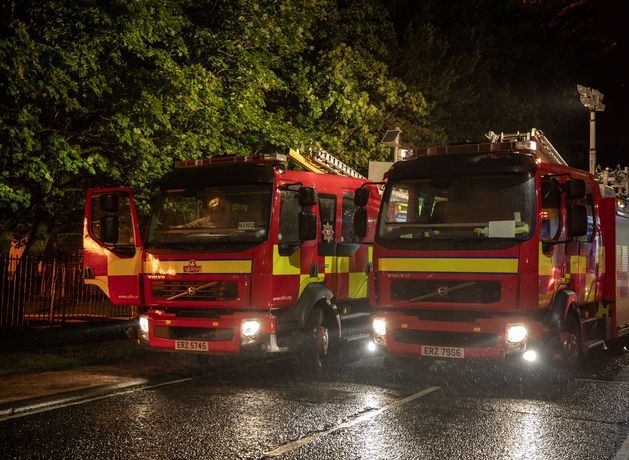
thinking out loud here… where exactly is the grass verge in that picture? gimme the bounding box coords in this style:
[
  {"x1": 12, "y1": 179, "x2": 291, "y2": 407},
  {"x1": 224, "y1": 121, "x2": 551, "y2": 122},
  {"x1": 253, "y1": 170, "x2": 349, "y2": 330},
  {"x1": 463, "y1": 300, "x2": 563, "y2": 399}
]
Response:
[{"x1": 0, "y1": 340, "x2": 153, "y2": 377}]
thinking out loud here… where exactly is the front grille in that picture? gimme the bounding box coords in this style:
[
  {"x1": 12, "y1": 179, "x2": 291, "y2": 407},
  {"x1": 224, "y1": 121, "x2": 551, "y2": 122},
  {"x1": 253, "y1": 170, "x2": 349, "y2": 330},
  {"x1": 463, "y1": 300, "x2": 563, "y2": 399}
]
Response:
[
  {"x1": 153, "y1": 325, "x2": 233, "y2": 341},
  {"x1": 393, "y1": 329, "x2": 497, "y2": 348},
  {"x1": 391, "y1": 279, "x2": 501, "y2": 303},
  {"x1": 152, "y1": 281, "x2": 238, "y2": 301}
]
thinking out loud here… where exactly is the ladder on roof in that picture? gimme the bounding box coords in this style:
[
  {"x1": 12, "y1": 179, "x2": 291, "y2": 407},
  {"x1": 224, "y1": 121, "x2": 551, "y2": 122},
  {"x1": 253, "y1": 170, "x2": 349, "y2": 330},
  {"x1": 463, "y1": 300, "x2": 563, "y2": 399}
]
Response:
[
  {"x1": 287, "y1": 149, "x2": 365, "y2": 178},
  {"x1": 486, "y1": 128, "x2": 568, "y2": 166}
]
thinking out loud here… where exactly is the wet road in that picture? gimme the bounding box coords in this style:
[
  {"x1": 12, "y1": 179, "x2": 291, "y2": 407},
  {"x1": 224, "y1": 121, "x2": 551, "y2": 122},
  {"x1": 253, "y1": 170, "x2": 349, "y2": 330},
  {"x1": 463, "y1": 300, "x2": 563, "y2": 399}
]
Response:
[{"x1": 1, "y1": 345, "x2": 629, "y2": 460}]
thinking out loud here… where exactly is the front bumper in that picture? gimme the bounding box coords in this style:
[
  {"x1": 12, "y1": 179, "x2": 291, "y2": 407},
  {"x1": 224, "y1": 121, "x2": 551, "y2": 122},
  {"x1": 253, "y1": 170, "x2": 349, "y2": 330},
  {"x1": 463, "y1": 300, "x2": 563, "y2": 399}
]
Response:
[
  {"x1": 139, "y1": 310, "x2": 289, "y2": 354},
  {"x1": 374, "y1": 311, "x2": 544, "y2": 361}
]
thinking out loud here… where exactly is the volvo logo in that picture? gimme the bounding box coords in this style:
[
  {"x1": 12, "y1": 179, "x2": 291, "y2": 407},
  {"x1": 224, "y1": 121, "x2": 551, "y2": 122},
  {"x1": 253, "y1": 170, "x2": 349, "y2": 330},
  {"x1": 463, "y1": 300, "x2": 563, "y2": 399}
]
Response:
[
  {"x1": 436, "y1": 286, "x2": 449, "y2": 297},
  {"x1": 187, "y1": 286, "x2": 196, "y2": 296}
]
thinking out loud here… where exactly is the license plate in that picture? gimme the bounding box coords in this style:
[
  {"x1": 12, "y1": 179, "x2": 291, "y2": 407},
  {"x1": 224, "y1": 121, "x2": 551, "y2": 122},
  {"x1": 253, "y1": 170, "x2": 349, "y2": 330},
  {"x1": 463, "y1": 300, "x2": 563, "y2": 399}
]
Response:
[
  {"x1": 421, "y1": 345, "x2": 464, "y2": 359},
  {"x1": 175, "y1": 340, "x2": 209, "y2": 352}
]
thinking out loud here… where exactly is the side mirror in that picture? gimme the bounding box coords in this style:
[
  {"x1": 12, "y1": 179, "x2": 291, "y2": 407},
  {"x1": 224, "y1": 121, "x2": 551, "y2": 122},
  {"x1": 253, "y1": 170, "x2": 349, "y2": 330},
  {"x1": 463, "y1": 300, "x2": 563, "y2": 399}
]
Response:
[
  {"x1": 354, "y1": 207, "x2": 368, "y2": 238},
  {"x1": 100, "y1": 215, "x2": 120, "y2": 244},
  {"x1": 564, "y1": 179, "x2": 586, "y2": 200},
  {"x1": 567, "y1": 204, "x2": 587, "y2": 237},
  {"x1": 100, "y1": 193, "x2": 119, "y2": 213},
  {"x1": 298, "y1": 211, "x2": 317, "y2": 241},
  {"x1": 354, "y1": 187, "x2": 369, "y2": 207},
  {"x1": 298, "y1": 187, "x2": 317, "y2": 207}
]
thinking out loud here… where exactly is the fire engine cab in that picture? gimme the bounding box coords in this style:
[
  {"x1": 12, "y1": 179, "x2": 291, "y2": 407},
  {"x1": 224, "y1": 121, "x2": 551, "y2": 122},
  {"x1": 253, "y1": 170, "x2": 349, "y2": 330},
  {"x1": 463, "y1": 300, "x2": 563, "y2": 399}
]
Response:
[
  {"x1": 83, "y1": 151, "x2": 379, "y2": 373},
  {"x1": 355, "y1": 129, "x2": 629, "y2": 377}
]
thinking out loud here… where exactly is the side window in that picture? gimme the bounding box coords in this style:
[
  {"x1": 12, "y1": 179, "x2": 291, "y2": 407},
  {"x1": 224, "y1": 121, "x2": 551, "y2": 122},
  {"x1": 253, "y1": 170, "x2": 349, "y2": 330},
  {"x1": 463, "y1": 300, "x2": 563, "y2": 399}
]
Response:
[
  {"x1": 541, "y1": 182, "x2": 561, "y2": 241},
  {"x1": 279, "y1": 189, "x2": 300, "y2": 244},
  {"x1": 341, "y1": 192, "x2": 358, "y2": 243},
  {"x1": 578, "y1": 193, "x2": 595, "y2": 242},
  {"x1": 319, "y1": 194, "x2": 337, "y2": 251},
  {"x1": 90, "y1": 192, "x2": 135, "y2": 246}
]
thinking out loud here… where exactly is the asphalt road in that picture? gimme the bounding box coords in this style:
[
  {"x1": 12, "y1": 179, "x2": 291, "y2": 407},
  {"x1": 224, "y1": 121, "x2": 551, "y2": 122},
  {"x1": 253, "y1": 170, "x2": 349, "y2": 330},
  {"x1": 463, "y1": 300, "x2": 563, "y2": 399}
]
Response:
[{"x1": 1, "y1": 344, "x2": 628, "y2": 460}]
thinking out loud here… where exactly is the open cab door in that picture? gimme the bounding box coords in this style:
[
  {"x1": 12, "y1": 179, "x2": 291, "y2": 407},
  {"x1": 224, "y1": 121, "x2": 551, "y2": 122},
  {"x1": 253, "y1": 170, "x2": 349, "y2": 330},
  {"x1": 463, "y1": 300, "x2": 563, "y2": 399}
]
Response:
[{"x1": 83, "y1": 188, "x2": 143, "y2": 305}]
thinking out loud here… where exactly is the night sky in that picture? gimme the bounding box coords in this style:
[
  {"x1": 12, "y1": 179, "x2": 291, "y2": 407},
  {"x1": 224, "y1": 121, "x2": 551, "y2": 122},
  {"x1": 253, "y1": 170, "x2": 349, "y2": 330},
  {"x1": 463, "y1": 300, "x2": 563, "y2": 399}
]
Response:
[{"x1": 554, "y1": 0, "x2": 628, "y2": 169}]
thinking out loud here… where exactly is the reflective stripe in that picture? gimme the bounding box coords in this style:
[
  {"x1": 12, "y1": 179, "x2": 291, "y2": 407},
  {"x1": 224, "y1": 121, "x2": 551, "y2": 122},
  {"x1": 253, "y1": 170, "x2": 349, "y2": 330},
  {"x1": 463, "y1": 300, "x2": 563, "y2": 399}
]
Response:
[
  {"x1": 85, "y1": 276, "x2": 110, "y2": 296},
  {"x1": 538, "y1": 243, "x2": 553, "y2": 276},
  {"x1": 324, "y1": 256, "x2": 350, "y2": 273},
  {"x1": 347, "y1": 246, "x2": 372, "y2": 298},
  {"x1": 348, "y1": 272, "x2": 368, "y2": 298},
  {"x1": 109, "y1": 251, "x2": 142, "y2": 276},
  {"x1": 273, "y1": 245, "x2": 301, "y2": 275},
  {"x1": 143, "y1": 259, "x2": 252, "y2": 274},
  {"x1": 379, "y1": 257, "x2": 518, "y2": 274},
  {"x1": 299, "y1": 273, "x2": 325, "y2": 296},
  {"x1": 570, "y1": 255, "x2": 587, "y2": 275}
]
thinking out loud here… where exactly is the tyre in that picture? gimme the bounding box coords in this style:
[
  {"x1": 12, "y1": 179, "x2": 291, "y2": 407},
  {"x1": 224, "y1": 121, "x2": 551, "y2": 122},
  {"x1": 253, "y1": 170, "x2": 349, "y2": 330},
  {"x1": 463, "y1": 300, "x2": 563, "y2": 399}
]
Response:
[
  {"x1": 556, "y1": 313, "x2": 582, "y2": 380},
  {"x1": 301, "y1": 307, "x2": 330, "y2": 376}
]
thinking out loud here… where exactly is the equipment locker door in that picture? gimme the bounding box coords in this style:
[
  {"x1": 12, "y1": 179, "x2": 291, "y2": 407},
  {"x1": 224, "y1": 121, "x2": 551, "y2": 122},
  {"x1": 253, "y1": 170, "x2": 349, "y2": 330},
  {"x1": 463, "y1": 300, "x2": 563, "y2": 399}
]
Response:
[{"x1": 83, "y1": 188, "x2": 143, "y2": 305}]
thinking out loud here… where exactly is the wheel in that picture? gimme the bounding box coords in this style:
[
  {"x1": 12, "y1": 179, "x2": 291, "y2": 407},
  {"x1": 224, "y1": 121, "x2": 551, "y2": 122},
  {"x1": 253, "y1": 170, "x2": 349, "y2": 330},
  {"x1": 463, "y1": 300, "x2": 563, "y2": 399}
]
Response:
[
  {"x1": 301, "y1": 307, "x2": 330, "y2": 376},
  {"x1": 556, "y1": 313, "x2": 582, "y2": 380}
]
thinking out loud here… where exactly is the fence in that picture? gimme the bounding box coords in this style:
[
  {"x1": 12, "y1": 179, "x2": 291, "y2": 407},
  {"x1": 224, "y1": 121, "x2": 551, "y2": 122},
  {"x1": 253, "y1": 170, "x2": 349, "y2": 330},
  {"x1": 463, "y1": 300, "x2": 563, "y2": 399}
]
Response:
[{"x1": 0, "y1": 254, "x2": 134, "y2": 330}]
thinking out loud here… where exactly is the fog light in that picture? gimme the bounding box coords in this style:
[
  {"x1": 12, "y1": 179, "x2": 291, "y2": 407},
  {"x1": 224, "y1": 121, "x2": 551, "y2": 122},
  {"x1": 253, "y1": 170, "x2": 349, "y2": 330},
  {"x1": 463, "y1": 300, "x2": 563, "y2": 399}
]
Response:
[
  {"x1": 507, "y1": 325, "x2": 527, "y2": 343},
  {"x1": 367, "y1": 341, "x2": 377, "y2": 352},
  {"x1": 523, "y1": 350, "x2": 538, "y2": 362},
  {"x1": 373, "y1": 318, "x2": 386, "y2": 336},
  {"x1": 139, "y1": 316, "x2": 149, "y2": 333},
  {"x1": 242, "y1": 320, "x2": 261, "y2": 337}
]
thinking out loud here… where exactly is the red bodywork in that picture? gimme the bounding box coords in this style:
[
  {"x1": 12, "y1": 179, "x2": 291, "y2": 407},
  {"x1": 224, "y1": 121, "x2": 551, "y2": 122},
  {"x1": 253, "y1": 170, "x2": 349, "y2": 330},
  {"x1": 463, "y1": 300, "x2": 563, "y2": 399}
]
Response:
[
  {"x1": 371, "y1": 152, "x2": 629, "y2": 362},
  {"x1": 84, "y1": 164, "x2": 380, "y2": 355}
]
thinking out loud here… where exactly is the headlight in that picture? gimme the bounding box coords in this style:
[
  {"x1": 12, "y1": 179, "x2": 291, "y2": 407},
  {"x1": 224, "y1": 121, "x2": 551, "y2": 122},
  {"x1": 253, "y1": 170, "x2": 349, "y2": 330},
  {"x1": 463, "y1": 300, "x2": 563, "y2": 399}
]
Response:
[
  {"x1": 242, "y1": 319, "x2": 261, "y2": 337},
  {"x1": 507, "y1": 324, "x2": 527, "y2": 343},
  {"x1": 373, "y1": 318, "x2": 387, "y2": 336},
  {"x1": 522, "y1": 350, "x2": 538, "y2": 362},
  {"x1": 139, "y1": 316, "x2": 149, "y2": 333}
]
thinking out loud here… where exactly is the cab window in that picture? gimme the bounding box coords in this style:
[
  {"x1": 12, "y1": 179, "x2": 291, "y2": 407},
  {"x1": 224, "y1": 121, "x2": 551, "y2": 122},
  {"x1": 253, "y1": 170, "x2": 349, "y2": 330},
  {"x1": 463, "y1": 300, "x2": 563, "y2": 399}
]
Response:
[
  {"x1": 279, "y1": 189, "x2": 300, "y2": 243},
  {"x1": 541, "y1": 182, "x2": 561, "y2": 241},
  {"x1": 577, "y1": 193, "x2": 595, "y2": 242},
  {"x1": 341, "y1": 192, "x2": 359, "y2": 243}
]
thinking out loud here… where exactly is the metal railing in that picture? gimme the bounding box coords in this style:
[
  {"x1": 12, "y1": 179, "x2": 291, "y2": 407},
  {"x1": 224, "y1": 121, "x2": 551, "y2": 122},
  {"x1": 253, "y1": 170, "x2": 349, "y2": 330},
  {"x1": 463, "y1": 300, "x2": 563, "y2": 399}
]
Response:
[{"x1": 0, "y1": 254, "x2": 134, "y2": 330}]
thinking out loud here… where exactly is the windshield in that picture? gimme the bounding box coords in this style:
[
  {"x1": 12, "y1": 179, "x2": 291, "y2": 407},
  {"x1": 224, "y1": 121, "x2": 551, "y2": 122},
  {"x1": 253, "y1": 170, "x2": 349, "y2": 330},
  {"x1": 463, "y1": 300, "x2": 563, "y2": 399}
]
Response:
[
  {"x1": 378, "y1": 173, "x2": 535, "y2": 245},
  {"x1": 146, "y1": 184, "x2": 272, "y2": 250}
]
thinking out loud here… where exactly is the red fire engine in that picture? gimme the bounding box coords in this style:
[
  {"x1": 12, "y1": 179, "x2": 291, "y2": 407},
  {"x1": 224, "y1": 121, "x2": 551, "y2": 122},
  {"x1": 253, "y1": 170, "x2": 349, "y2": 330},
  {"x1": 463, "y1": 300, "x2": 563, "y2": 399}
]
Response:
[
  {"x1": 355, "y1": 129, "x2": 629, "y2": 376},
  {"x1": 83, "y1": 151, "x2": 379, "y2": 373}
]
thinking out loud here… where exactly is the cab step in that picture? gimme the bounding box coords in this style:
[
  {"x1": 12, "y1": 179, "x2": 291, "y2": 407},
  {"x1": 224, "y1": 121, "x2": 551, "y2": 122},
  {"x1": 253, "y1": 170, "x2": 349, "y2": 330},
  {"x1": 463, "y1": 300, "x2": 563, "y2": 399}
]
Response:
[{"x1": 582, "y1": 339, "x2": 606, "y2": 354}]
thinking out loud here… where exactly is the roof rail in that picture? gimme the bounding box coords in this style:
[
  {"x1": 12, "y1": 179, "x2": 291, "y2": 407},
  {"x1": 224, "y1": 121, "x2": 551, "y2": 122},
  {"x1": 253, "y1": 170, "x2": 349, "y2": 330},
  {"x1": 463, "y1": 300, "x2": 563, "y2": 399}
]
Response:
[
  {"x1": 287, "y1": 149, "x2": 365, "y2": 178},
  {"x1": 486, "y1": 129, "x2": 568, "y2": 166},
  {"x1": 175, "y1": 153, "x2": 287, "y2": 169}
]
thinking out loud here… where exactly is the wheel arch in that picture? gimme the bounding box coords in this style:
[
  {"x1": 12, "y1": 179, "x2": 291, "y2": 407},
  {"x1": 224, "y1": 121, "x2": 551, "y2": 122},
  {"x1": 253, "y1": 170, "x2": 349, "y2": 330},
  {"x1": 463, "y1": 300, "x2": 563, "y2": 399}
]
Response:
[
  {"x1": 294, "y1": 283, "x2": 341, "y2": 335},
  {"x1": 546, "y1": 289, "x2": 579, "y2": 330}
]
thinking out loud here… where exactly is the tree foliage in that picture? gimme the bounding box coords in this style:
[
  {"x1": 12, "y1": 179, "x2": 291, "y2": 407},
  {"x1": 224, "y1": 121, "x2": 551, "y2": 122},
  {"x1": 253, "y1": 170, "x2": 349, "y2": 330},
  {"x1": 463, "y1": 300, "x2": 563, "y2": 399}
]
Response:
[
  {"x1": 0, "y1": 0, "x2": 426, "y2": 253},
  {"x1": 0, "y1": 0, "x2": 594, "y2": 253}
]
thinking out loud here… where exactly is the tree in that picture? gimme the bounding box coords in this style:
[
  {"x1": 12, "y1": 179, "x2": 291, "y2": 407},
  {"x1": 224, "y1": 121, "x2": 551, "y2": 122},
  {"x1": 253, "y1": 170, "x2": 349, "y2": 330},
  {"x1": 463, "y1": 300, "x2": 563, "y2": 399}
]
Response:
[{"x1": 0, "y1": 0, "x2": 430, "y2": 254}]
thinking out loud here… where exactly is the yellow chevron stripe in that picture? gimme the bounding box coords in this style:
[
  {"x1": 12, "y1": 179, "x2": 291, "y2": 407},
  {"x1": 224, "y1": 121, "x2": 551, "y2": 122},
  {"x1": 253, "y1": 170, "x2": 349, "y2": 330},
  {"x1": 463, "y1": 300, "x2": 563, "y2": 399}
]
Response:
[{"x1": 379, "y1": 257, "x2": 518, "y2": 274}]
